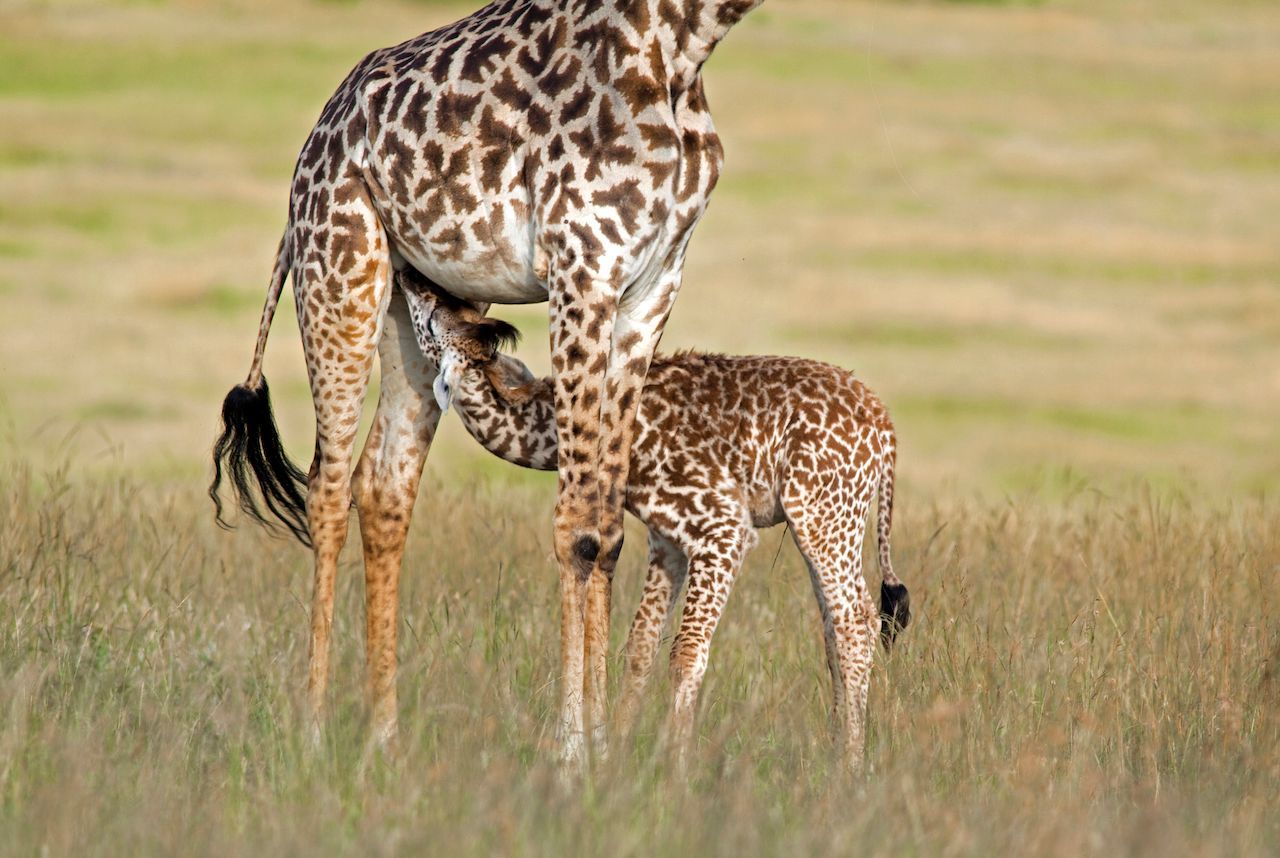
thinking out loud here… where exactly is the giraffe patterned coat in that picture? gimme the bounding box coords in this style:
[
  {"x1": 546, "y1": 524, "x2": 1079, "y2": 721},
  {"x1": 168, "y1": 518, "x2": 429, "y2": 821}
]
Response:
[
  {"x1": 210, "y1": 0, "x2": 764, "y2": 759},
  {"x1": 400, "y1": 269, "x2": 910, "y2": 769}
]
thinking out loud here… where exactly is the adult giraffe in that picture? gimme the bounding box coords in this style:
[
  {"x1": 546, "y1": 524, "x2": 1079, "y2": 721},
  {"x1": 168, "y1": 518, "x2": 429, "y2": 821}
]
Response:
[{"x1": 210, "y1": 0, "x2": 763, "y2": 763}]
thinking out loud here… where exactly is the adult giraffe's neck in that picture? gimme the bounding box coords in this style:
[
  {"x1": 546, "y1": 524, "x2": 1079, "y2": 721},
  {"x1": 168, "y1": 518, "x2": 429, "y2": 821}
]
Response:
[
  {"x1": 603, "y1": 0, "x2": 763, "y2": 89},
  {"x1": 676, "y1": 0, "x2": 764, "y2": 69},
  {"x1": 452, "y1": 356, "x2": 559, "y2": 472}
]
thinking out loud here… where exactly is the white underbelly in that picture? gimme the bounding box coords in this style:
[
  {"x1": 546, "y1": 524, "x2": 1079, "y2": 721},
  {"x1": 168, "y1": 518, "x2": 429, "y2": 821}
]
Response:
[
  {"x1": 399, "y1": 244, "x2": 548, "y2": 304},
  {"x1": 392, "y1": 218, "x2": 548, "y2": 305}
]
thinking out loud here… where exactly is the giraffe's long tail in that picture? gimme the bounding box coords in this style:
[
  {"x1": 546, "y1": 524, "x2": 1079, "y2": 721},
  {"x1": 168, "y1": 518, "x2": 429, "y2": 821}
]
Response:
[
  {"x1": 245, "y1": 231, "x2": 290, "y2": 392},
  {"x1": 876, "y1": 436, "x2": 910, "y2": 649},
  {"x1": 208, "y1": 232, "x2": 312, "y2": 547}
]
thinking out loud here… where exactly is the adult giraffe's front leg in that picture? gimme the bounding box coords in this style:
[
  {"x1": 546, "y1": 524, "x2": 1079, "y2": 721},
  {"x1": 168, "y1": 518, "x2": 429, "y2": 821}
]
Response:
[
  {"x1": 350, "y1": 286, "x2": 442, "y2": 746},
  {"x1": 547, "y1": 265, "x2": 613, "y2": 768},
  {"x1": 570, "y1": 267, "x2": 685, "y2": 761}
]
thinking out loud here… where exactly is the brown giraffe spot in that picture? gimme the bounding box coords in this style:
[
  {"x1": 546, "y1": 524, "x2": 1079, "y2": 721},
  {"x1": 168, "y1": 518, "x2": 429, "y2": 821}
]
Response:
[
  {"x1": 385, "y1": 76, "x2": 415, "y2": 121},
  {"x1": 545, "y1": 163, "x2": 585, "y2": 223},
  {"x1": 309, "y1": 188, "x2": 331, "y2": 223},
  {"x1": 617, "y1": 0, "x2": 650, "y2": 32},
  {"x1": 430, "y1": 221, "x2": 466, "y2": 259},
  {"x1": 598, "y1": 218, "x2": 623, "y2": 245},
  {"x1": 539, "y1": 54, "x2": 583, "y2": 99},
  {"x1": 576, "y1": 21, "x2": 633, "y2": 83},
  {"x1": 592, "y1": 179, "x2": 646, "y2": 233},
  {"x1": 615, "y1": 66, "x2": 665, "y2": 112},
  {"x1": 329, "y1": 211, "x2": 369, "y2": 274},
  {"x1": 476, "y1": 107, "x2": 525, "y2": 190},
  {"x1": 568, "y1": 222, "x2": 604, "y2": 269},
  {"x1": 402, "y1": 85, "x2": 435, "y2": 138},
  {"x1": 428, "y1": 37, "x2": 464, "y2": 83},
  {"x1": 518, "y1": 20, "x2": 564, "y2": 77},
  {"x1": 461, "y1": 33, "x2": 516, "y2": 83},
  {"x1": 546, "y1": 133, "x2": 566, "y2": 161},
  {"x1": 638, "y1": 122, "x2": 677, "y2": 154},
  {"x1": 324, "y1": 134, "x2": 348, "y2": 185},
  {"x1": 332, "y1": 178, "x2": 364, "y2": 206},
  {"x1": 569, "y1": 101, "x2": 637, "y2": 182},
  {"x1": 379, "y1": 132, "x2": 416, "y2": 204},
  {"x1": 559, "y1": 85, "x2": 595, "y2": 126},
  {"x1": 435, "y1": 90, "x2": 483, "y2": 135},
  {"x1": 411, "y1": 188, "x2": 447, "y2": 233}
]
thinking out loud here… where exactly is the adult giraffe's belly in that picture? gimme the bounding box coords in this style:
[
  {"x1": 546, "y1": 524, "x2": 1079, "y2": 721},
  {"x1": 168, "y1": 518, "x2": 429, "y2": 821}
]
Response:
[
  {"x1": 386, "y1": 195, "x2": 548, "y2": 305},
  {"x1": 367, "y1": 125, "x2": 547, "y2": 305}
]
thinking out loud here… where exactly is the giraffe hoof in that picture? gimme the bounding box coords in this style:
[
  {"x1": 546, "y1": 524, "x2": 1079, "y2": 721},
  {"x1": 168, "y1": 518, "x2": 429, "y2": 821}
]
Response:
[
  {"x1": 372, "y1": 719, "x2": 399, "y2": 752},
  {"x1": 589, "y1": 723, "x2": 610, "y2": 763},
  {"x1": 879, "y1": 581, "x2": 911, "y2": 649},
  {"x1": 557, "y1": 732, "x2": 588, "y2": 784},
  {"x1": 305, "y1": 719, "x2": 324, "y2": 753}
]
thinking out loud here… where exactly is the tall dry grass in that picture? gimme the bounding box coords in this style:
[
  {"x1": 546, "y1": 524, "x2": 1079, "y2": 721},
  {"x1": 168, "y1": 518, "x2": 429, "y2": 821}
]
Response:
[{"x1": 2, "y1": 461, "x2": 1275, "y2": 855}]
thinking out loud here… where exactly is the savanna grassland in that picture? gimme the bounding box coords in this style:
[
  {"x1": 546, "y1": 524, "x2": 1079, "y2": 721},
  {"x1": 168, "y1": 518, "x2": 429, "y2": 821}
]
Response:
[{"x1": 1, "y1": 0, "x2": 1278, "y2": 854}]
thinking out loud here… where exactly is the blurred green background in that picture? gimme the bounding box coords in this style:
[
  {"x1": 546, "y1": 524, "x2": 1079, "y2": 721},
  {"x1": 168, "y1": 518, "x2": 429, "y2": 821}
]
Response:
[{"x1": 2, "y1": 0, "x2": 1277, "y2": 496}]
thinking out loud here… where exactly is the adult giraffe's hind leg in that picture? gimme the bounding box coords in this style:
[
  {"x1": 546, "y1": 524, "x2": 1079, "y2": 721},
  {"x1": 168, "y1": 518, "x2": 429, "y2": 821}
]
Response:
[
  {"x1": 351, "y1": 286, "x2": 442, "y2": 746},
  {"x1": 292, "y1": 185, "x2": 394, "y2": 744}
]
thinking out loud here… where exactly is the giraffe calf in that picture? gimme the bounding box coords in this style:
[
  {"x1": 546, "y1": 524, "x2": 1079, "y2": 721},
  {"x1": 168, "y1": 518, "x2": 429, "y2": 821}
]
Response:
[{"x1": 400, "y1": 272, "x2": 909, "y2": 770}]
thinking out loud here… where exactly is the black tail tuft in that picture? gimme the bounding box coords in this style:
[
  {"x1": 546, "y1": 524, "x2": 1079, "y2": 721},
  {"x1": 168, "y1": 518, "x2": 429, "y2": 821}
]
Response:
[
  {"x1": 879, "y1": 581, "x2": 911, "y2": 650},
  {"x1": 209, "y1": 377, "x2": 312, "y2": 547}
]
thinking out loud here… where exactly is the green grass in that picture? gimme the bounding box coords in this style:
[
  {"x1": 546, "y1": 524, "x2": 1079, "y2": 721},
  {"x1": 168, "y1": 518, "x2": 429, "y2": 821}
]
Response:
[
  {"x1": 154, "y1": 282, "x2": 268, "y2": 317},
  {"x1": 787, "y1": 319, "x2": 1087, "y2": 351},
  {"x1": 845, "y1": 245, "x2": 1274, "y2": 288},
  {"x1": 1, "y1": 463, "x2": 1276, "y2": 855},
  {"x1": 897, "y1": 395, "x2": 1226, "y2": 443}
]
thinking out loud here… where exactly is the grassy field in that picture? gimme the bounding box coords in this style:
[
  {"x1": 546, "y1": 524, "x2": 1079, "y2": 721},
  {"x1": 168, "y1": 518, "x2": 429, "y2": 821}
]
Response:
[
  {"x1": 2, "y1": 469, "x2": 1277, "y2": 854},
  {"x1": 1, "y1": 0, "x2": 1278, "y2": 854}
]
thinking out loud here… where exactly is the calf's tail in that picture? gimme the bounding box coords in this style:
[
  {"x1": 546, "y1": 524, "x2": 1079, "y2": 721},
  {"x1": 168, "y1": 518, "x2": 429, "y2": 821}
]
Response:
[{"x1": 876, "y1": 437, "x2": 910, "y2": 649}]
